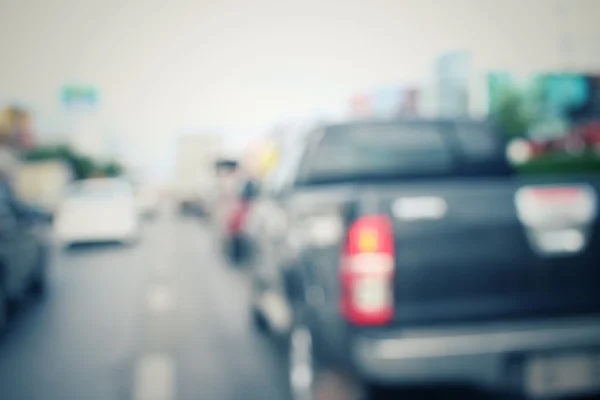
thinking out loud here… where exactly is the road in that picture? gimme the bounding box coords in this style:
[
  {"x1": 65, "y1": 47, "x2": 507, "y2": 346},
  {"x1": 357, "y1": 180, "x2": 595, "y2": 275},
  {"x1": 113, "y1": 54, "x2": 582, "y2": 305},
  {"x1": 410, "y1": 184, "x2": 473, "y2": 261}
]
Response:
[
  {"x1": 0, "y1": 208, "x2": 529, "y2": 400},
  {"x1": 0, "y1": 209, "x2": 290, "y2": 400}
]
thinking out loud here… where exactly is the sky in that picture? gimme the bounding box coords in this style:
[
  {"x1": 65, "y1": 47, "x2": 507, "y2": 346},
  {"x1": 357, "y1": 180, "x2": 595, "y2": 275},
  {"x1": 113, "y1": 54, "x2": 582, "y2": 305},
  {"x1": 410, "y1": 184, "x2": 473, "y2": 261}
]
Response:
[{"x1": 1, "y1": 0, "x2": 599, "y2": 179}]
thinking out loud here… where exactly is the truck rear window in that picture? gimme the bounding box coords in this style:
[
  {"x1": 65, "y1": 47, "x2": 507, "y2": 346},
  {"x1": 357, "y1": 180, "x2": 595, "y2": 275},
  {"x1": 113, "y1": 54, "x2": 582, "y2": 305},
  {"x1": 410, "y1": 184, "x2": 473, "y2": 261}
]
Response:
[{"x1": 296, "y1": 121, "x2": 511, "y2": 185}]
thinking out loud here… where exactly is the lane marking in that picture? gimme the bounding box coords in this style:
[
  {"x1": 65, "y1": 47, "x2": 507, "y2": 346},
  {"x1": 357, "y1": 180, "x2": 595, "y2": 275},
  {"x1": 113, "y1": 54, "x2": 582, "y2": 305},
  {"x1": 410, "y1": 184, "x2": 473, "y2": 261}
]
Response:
[
  {"x1": 146, "y1": 286, "x2": 175, "y2": 312},
  {"x1": 260, "y1": 291, "x2": 292, "y2": 334},
  {"x1": 133, "y1": 354, "x2": 175, "y2": 400}
]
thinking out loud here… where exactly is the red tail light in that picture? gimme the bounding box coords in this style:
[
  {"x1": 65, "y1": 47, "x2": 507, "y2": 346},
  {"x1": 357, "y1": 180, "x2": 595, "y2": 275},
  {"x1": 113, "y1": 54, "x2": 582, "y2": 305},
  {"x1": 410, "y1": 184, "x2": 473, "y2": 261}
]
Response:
[
  {"x1": 516, "y1": 185, "x2": 597, "y2": 227},
  {"x1": 227, "y1": 200, "x2": 250, "y2": 234},
  {"x1": 526, "y1": 186, "x2": 581, "y2": 201},
  {"x1": 340, "y1": 215, "x2": 394, "y2": 326}
]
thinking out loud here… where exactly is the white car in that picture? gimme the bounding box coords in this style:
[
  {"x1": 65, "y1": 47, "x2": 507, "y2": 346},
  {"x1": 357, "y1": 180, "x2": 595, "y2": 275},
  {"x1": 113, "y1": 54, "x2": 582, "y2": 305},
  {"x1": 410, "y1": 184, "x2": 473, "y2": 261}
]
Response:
[{"x1": 54, "y1": 178, "x2": 140, "y2": 246}]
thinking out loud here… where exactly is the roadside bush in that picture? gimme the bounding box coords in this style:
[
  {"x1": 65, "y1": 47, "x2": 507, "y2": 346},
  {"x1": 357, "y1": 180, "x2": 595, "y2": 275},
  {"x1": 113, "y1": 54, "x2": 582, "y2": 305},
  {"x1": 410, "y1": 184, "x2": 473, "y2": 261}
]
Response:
[
  {"x1": 517, "y1": 152, "x2": 600, "y2": 175},
  {"x1": 22, "y1": 145, "x2": 123, "y2": 180}
]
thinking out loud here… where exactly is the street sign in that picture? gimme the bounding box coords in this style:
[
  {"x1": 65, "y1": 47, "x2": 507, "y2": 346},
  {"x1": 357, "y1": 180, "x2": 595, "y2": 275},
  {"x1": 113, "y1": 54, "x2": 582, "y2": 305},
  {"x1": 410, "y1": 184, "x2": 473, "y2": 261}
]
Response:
[{"x1": 61, "y1": 85, "x2": 98, "y2": 109}]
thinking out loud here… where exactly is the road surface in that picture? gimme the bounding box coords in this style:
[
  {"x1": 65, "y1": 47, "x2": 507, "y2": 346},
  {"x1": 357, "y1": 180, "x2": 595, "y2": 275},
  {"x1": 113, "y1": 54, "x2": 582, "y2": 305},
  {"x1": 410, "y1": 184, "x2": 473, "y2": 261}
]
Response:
[
  {"x1": 0, "y1": 208, "x2": 289, "y2": 400},
  {"x1": 0, "y1": 208, "x2": 527, "y2": 400}
]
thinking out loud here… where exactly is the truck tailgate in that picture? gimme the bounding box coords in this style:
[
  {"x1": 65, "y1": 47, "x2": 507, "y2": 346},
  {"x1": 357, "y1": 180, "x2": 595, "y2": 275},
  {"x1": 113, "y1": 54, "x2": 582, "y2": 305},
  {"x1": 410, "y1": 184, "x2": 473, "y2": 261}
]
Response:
[{"x1": 373, "y1": 179, "x2": 600, "y2": 325}]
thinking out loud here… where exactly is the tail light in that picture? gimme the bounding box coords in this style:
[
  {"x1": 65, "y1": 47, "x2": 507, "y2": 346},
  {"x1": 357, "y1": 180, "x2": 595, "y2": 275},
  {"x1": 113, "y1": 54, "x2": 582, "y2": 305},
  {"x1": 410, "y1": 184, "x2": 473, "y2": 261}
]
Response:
[
  {"x1": 228, "y1": 200, "x2": 250, "y2": 234},
  {"x1": 340, "y1": 215, "x2": 394, "y2": 326},
  {"x1": 515, "y1": 185, "x2": 597, "y2": 255},
  {"x1": 515, "y1": 185, "x2": 597, "y2": 228}
]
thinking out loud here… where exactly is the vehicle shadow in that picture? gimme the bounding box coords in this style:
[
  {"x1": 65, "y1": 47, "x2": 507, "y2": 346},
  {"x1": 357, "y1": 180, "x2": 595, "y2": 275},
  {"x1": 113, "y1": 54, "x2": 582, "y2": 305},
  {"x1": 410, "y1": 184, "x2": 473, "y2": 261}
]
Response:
[
  {"x1": 0, "y1": 282, "x2": 52, "y2": 347},
  {"x1": 372, "y1": 385, "x2": 524, "y2": 400},
  {"x1": 64, "y1": 241, "x2": 129, "y2": 253}
]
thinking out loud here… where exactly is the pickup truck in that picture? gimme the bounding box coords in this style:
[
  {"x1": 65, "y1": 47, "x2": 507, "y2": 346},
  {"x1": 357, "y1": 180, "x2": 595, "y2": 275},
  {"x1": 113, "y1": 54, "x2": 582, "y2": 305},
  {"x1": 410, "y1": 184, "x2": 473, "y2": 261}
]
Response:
[{"x1": 246, "y1": 119, "x2": 600, "y2": 400}]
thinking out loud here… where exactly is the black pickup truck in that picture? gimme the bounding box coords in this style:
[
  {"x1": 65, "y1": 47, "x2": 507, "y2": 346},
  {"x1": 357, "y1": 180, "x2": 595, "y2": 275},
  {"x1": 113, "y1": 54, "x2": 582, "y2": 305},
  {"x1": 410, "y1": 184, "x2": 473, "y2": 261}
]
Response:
[{"x1": 247, "y1": 119, "x2": 600, "y2": 399}]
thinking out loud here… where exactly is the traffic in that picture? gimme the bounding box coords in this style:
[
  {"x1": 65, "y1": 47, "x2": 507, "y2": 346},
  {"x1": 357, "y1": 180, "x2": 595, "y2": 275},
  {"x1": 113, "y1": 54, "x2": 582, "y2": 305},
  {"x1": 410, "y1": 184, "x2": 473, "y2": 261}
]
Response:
[
  {"x1": 2, "y1": 1, "x2": 600, "y2": 400},
  {"x1": 2, "y1": 121, "x2": 600, "y2": 400}
]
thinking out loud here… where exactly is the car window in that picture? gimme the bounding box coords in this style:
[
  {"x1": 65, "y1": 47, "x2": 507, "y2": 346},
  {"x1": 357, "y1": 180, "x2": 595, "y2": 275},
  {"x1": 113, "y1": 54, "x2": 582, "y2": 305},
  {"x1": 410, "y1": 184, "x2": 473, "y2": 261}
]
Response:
[
  {"x1": 295, "y1": 121, "x2": 511, "y2": 185},
  {"x1": 296, "y1": 122, "x2": 453, "y2": 184},
  {"x1": 452, "y1": 122, "x2": 504, "y2": 161}
]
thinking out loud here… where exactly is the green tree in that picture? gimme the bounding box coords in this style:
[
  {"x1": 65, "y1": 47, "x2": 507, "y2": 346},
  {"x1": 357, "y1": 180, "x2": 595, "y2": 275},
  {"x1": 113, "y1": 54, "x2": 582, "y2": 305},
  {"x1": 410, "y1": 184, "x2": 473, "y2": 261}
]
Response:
[
  {"x1": 101, "y1": 161, "x2": 123, "y2": 177},
  {"x1": 21, "y1": 145, "x2": 124, "y2": 180},
  {"x1": 492, "y1": 87, "x2": 532, "y2": 139},
  {"x1": 71, "y1": 155, "x2": 97, "y2": 180}
]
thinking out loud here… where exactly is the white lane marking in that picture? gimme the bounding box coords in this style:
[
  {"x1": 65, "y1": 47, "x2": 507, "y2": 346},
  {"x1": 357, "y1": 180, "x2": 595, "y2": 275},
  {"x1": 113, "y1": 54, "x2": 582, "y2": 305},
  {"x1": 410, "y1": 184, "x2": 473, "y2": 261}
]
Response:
[
  {"x1": 260, "y1": 291, "x2": 292, "y2": 334},
  {"x1": 146, "y1": 286, "x2": 175, "y2": 312},
  {"x1": 134, "y1": 354, "x2": 175, "y2": 400}
]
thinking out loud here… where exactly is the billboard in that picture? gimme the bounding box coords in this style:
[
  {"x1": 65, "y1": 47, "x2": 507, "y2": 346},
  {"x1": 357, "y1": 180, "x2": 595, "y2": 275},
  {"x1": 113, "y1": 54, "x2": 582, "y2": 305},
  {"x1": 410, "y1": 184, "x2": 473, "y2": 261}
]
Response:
[
  {"x1": 488, "y1": 72, "x2": 600, "y2": 152},
  {"x1": 61, "y1": 84, "x2": 99, "y2": 110}
]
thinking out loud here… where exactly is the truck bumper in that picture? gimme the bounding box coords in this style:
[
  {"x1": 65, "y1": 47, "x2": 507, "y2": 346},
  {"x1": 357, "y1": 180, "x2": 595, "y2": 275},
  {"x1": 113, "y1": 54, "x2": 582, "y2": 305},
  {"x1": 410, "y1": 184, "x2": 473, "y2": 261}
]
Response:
[{"x1": 351, "y1": 317, "x2": 600, "y2": 395}]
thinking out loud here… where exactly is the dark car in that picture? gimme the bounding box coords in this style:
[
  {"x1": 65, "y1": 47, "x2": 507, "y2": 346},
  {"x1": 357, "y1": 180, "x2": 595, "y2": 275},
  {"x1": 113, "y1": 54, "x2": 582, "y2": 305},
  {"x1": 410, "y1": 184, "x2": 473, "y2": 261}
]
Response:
[
  {"x1": 0, "y1": 179, "x2": 51, "y2": 335},
  {"x1": 248, "y1": 119, "x2": 600, "y2": 399}
]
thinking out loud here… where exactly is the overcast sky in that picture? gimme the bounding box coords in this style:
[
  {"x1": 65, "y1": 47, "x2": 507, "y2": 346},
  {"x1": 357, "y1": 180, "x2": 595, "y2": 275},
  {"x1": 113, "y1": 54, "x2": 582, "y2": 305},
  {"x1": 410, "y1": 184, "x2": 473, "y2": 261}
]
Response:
[{"x1": 1, "y1": 0, "x2": 599, "y2": 177}]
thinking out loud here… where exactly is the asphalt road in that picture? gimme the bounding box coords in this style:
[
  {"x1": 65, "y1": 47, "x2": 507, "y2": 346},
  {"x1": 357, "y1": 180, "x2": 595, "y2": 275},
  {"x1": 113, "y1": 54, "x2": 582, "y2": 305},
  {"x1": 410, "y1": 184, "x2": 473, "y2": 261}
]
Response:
[
  {"x1": 0, "y1": 209, "x2": 289, "y2": 400},
  {"x1": 0, "y1": 208, "x2": 551, "y2": 400}
]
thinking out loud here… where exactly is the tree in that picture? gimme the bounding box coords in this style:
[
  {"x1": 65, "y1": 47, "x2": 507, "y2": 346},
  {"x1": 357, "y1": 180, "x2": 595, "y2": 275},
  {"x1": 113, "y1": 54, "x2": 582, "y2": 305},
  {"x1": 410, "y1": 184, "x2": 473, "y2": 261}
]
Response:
[
  {"x1": 22, "y1": 145, "x2": 124, "y2": 180},
  {"x1": 492, "y1": 87, "x2": 532, "y2": 140},
  {"x1": 101, "y1": 161, "x2": 123, "y2": 177},
  {"x1": 71, "y1": 155, "x2": 97, "y2": 180}
]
